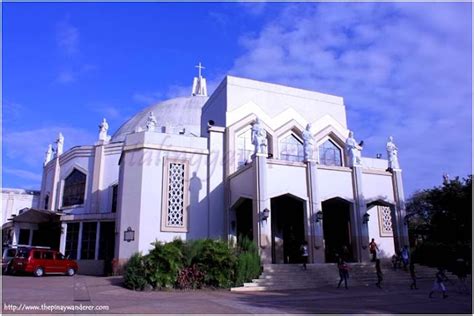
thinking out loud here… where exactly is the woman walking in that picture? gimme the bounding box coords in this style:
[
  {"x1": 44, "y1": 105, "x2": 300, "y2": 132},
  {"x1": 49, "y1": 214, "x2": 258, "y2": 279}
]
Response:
[{"x1": 337, "y1": 255, "x2": 349, "y2": 289}]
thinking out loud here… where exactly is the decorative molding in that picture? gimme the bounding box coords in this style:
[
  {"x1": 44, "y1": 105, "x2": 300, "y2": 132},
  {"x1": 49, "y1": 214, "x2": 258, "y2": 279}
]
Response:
[
  {"x1": 123, "y1": 143, "x2": 209, "y2": 155},
  {"x1": 378, "y1": 205, "x2": 394, "y2": 237},
  {"x1": 161, "y1": 157, "x2": 190, "y2": 232}
]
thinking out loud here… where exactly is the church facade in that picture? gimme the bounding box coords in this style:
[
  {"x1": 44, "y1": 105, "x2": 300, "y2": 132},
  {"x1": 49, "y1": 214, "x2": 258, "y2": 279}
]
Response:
[{"x1": 7, "y1": 70, "x2": 409, "y2": 274}]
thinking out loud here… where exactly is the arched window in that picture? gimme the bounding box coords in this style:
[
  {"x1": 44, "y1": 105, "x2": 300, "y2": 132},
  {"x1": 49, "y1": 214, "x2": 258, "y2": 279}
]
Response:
[
  {"x1": 319, "y1": 139, "x2": 342, "y2": 166},
  {"x1": 279, "y1": 134, "x2": 304, "y2": 162},
  {"x1": 62, "y1": 169, "x2": 86, "y2": 207},
  {"x1": 236, "y1": 128, "x2": 253, "y2": 168}
]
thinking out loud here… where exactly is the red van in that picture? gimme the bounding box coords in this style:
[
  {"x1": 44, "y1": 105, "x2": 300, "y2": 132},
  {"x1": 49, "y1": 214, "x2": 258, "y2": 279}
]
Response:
[{"x1": 11, "y1": 247, "x2": 78, "y2": 277}]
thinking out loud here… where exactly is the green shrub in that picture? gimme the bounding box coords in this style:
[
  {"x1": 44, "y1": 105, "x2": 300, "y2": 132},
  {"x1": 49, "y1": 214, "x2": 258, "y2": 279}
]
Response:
[
  {"x1": 176, "y1": 264, "x2": 205, "y2": 289},
  {"x1": 190, "y1": 239, "x2": 237, "y2": 288},
  {"x1": 235, "y1": 237, "x2": 261, "y2": 286},
  {"x1": 123, "y1": 253, "x2": 147, "y2": 291},
  {"x1": 146, "y1": 240, "x2": 184, "y2": 289}
]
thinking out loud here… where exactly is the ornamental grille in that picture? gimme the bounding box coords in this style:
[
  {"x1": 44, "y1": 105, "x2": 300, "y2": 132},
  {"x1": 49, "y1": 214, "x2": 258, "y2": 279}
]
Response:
[
  {"x1": 378, "y1": 205, "x2": 393, "y2": 237},
  {"x1": 167, "y1": 163, "x2": 185, "y2": 227}
]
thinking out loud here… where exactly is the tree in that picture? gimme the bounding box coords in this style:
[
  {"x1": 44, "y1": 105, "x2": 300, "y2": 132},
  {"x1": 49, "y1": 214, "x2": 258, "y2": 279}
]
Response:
[{"x1": 406, "y1": 175, "x2": 472, "y2": 268}]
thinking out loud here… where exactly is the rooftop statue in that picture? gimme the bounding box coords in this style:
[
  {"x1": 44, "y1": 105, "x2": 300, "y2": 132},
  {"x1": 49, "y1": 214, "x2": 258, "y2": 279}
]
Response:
[
  {"x1": 251, "y1": 117, "x2": 268, "y2": 155},
  {"x1": 345, "y1": 130, "x2": 362, "y2": 167},
  {"x1": 98, "y1": 118, "x2": 111, "y2": 142},
  {"x1": 44, "y1": 144, "x2": 54, "y2": 165},
  {"x1": 55, "y1": 132, "x2": 64, "y2": 156},
  {"x1": 146, "y1": 111, "x2": 158, "y2": 132},
  {"x1": 386, "y1": 136, "x2": 400, "y2": 170},
  {"x1": 302, "y1": 123, "x2": 316, "y2": 162}
]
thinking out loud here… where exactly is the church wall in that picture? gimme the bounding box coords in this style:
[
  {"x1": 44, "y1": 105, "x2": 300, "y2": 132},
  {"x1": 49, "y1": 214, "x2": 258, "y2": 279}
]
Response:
[
  {"x1": 367, "y1": 204, "x2": 396, "y2": 258},
  {"x1": 361, "y1": 172, "x2": 395, "y2": 204},
  {"x1": 229, "y1": 165, "x2": 255, "y2": 207},
  {"x1": 201, "y1": 79, "x2": 227, "y2": 137},
  {"x1": 266, "y1": 162, "x2": 308, "y2": 200},
  {"x1": 58, "y1": 155, "x2": 94, "y2": 214},
  {"x1": 225, "y1": 76, "x2": 347, "y2": 129},
  {"x1": 100, "y1": 151, "x2": 121, "y2": 213},
  {"x1": 317, "y1": 167, "x2": 354, "y2": 202}
]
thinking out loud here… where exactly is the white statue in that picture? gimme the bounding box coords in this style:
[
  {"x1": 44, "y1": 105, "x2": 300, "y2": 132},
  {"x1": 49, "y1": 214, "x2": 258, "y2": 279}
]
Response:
[
  {"x1": 98, "y1": 118, "x2": 110, "y2": 141},
  {"x1": 145, "y1": 111, "x2": 158, "y2": 132},
  {"x1": 386, "y1": 136, "x2": 400, "y2": 170},
  {"x1": 443, "y1": 173, "x2": 450, "y2": 184},
  {"x1": 55, "y1": 132, "x2": 64, "y2": 156},
  {"x1": 251, "y1": 117, "x2": 268, "y2": 155},
  {"x1": 44, "y1": 144, "x2": 54, "y2": 165},
  {"x1": 345, "y1": 130, "x2": 362, "y2": 167},
  {"x1": 302, "y1": 123, "x2": 315, "y2": 162}
]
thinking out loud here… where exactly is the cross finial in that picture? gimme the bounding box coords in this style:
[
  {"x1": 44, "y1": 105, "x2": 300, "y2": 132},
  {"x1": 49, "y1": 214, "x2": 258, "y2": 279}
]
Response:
[{"x1": 195, "y1": 62, "x2": 205, "y2": 77}]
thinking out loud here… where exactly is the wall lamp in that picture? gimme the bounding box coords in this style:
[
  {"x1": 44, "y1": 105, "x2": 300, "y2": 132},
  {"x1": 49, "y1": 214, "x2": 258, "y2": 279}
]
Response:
[
  {"x1": 124, "y1": 227, "x2": 135, "y2": 242},
  {"x1": 363, "y1": 213, "x2": 370, "y2": 224},
  {"x1": 261, "y1": 208, "x2": 270, "y2": 221}
]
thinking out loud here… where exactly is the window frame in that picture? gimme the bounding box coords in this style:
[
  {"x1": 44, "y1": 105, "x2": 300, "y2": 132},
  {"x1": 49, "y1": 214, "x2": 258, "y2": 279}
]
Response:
[
  {"x1": 61, "y1": 168, "x2": 87, "y2": 208},
  {"x1": 318, "y1": 138, "x2": 343, "y2": 167},
  {"x1": 278, "y1": 132, "x2": 305, "y2": 162}
]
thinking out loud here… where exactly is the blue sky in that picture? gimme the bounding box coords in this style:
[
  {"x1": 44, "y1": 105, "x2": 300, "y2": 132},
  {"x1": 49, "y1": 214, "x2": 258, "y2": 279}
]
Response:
[{"x1": 2, "y1": 2, "x2": 472, "y2": 197}]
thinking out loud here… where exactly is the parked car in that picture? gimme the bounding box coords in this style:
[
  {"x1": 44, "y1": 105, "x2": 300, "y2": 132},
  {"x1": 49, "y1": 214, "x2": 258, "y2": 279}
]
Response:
[
  {"x1": 2, "y1": 246, "x2": 17, "y2": 274},
  {"x1": 11, "y1": 247, "x2": 78, "y2": 277}
]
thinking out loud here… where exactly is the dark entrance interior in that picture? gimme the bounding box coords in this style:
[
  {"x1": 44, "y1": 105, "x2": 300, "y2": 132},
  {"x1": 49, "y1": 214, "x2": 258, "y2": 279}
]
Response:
[
  {"x1": 235, "y1": 199, "x2": 253, "y2": 242},
  {"x1": 271, "y1": 195, "x2": 305, "y2": 264},
  {"x1": 322, "y1": 198, "x2": 353, "y2": 262},
  {"x1": 99, "y1": 221, "x2": 116, "y2": 275}
]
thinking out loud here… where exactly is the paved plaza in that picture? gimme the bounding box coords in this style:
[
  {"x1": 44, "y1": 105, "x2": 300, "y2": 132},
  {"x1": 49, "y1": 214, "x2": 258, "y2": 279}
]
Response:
[{"x1": 1, "y1": 274, "x2": 472, "y2": 314}]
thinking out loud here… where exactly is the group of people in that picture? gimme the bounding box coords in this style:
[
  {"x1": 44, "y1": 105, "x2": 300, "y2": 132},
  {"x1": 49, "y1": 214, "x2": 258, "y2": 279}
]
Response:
[{"x1": 297, "y1": 239, "x2": 468, "y2": 298}]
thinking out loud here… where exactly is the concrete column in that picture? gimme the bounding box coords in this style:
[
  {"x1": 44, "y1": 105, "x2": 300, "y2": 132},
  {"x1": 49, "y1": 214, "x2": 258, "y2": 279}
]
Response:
[
  {"x1": 306, "y1": 161, "x2": 325, "y2": 263},
  {"x1": 207, "y1": 126, "x2": 226, "y2": 239},
  {"x1": 94, "y1": 222, "x2": 101, "y2": 260},
  {"x1": 77, "y1": 222, "x2": 83, "y2": 260},
  {"x1": 392, "y1": 169, "x2": 409, "y2": 250},
  {"x1": 49, "y1": 158, "x2": 61, "y2": 211},
  {"x1": 352, "y1": 166, "x2": 370, "y2": 262},
  {"x1": 254, "y1": 153, "x2": 271, "y2": 263},
  {"x1": 91, "y1": 143, "x2": 106, "y2": 214},
  {"x1": 28, "y1": 229, "x2": 33, "y2": 246},
  {"x1": 12, "y1": 226, "x2": 20, "y2": 246},
  {"x1": 59, "y1": 222, "x2": 67, "y2": 254}
]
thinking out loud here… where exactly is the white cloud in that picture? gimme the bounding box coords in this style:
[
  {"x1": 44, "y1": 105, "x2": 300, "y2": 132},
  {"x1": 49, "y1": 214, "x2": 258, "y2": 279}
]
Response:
[
  {"x1": 228, "y1": 3, "x2": 471, "y2": 194},
  {"x1": 56, "y1": 17, "x2": 79, "y2": 55},
  {"x1": 3, "y1": 168, "x2": 42, "y2": 182},
  {"x1": 3, "y1": 126, "x2": 96, "y2": 168}
]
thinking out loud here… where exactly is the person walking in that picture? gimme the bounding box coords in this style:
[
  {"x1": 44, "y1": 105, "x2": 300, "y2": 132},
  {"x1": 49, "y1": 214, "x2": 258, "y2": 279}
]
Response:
[
  {"x1": 375, "y1": 259, "x2": 383, "y2": 288},
  {"x1": 409, "y1": 262, "x2": 418, "y2": 290},
  {"x1": 337, "y1": 255, "x2": 349, "y2": 289},
  {"x1": 369, "y1": 239, "x2": 379, "y2": 262},
  {"x1": 429, "y1": 267, "x2": 449, "y2": 299},
  {"x1": 401, "y1": 245, "x2": 410, "y2": 271},
  {"x1": 300, "y1": 240, "x2": 309, "y2": 270}
]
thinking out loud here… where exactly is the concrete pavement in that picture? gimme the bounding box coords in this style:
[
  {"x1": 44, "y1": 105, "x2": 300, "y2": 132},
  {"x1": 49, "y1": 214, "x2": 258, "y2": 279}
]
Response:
[{"x1": 1, "y1": 274, "x2": 472, "y2": 314}]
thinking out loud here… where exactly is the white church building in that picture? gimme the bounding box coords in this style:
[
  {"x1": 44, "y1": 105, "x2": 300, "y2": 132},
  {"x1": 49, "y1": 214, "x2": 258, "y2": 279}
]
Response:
[{"x1": 4, "y1": 67, "x2": 409, "y2": 275}]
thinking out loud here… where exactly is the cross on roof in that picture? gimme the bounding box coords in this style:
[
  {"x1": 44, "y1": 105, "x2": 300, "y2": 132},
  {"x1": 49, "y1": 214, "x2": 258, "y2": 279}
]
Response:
[{"x1": 195, "y1": 62, "x2": 205, "y2": 77}]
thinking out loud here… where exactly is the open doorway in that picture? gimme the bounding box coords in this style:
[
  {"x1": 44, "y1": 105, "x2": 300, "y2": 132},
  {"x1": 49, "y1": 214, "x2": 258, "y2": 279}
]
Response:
[
  {"x1": 270, "y1": 194, "x2": 305, "y2": 264},
  {"x1": 235, "y1": 198, "x2": 253, "y2": 243},
  {"x1": 322, "y1": 197, "x2": 353, "y2": 262}
]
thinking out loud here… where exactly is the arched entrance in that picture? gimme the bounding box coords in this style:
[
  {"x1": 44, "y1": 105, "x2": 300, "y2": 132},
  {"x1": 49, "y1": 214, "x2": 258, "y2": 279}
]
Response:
[
  {"x1": 234, "y1": 198, "x2": 253, "y2": 242},
  {"x1": 322, "y1": 197, "x2": 353, "y2": 262},
  {"x1": 270, "y1": 194, "x2": 306, "y2": 264}
]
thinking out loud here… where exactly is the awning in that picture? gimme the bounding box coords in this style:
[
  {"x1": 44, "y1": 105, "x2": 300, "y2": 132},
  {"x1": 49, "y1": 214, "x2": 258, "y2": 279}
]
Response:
[{"x1": 9, "y1": 208, "x2": 60, "y2": 224}]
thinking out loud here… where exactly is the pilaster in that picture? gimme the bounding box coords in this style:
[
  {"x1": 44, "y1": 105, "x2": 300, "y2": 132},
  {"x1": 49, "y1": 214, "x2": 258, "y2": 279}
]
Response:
[
  {"x1": 91, "y1": 143, "x2": 106, "y2": 213},
  {"x1": 59, "y1": 222, "x2": 67, "y2": 254},
  {"x1": 207, "y1": 126, "x2": 226, "y2": 239},
  {"x1": 254, "y1": 153, "x2": 272, "y2": 263},
  {"x1": 49, "y1": 158, "x2": 61, "y2": 211},
  {"x1": 352, "y1": 166, "x2": 370, "y2": 262},
  {"x1": 392, "y1": 169, "x2": 409, "y2": 250},
  {"x1": 306, "y1": 161, "x2": 325, "y2": 263}
]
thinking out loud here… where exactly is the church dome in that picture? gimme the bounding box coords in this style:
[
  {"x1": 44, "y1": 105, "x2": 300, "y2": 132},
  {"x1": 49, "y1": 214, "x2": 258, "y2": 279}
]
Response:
[{"x1": 111, "y1": 95, "x2": 209, "y2": 142}]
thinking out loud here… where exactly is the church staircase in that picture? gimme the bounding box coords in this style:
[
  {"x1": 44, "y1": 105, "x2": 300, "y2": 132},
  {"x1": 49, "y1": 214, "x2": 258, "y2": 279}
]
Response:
[{"x1": 230, "y1": 260, "x2": 457, "y2": 292}]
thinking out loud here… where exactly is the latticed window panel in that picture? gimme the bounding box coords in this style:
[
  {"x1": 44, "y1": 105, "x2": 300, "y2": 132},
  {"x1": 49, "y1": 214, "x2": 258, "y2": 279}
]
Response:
[
  {"x1": 280, "y1": 134, "x2": 304, "y2": 162},
  {"x1": 166, "y1": 162, "x2": 186, "y2": 227},
  {"x1": 378, "y1": 205, "x2": 393, "y2": 237}
]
